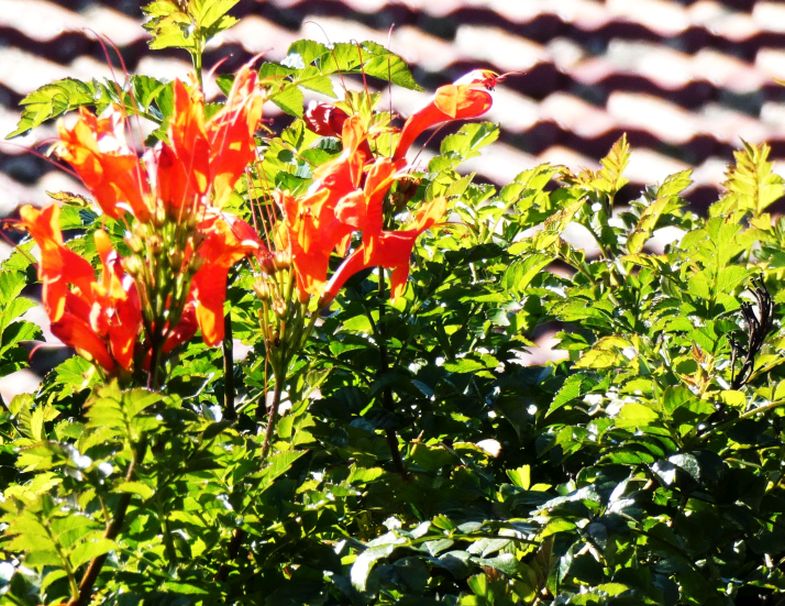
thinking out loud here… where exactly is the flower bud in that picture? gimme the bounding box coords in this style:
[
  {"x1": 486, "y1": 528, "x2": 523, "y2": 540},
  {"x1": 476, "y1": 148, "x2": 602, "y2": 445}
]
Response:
[
  {"x1": 123, "y1": 255, "x2": 144, "y2": 277},
  {"x1": 273, "y1": 250, "x2": 291, "y2": 271},
  {"x1": 126, "y1": 234, "x2": 144, "y2": 254},
  {"x1": 253, "y1": 279, "x2": 271, "y2": 301},
  {"x1": 169, "y1": 249, "x2": 183, "y2": 271},
  {"x1": 272, "y1": 298, "x2": 286, "y2": 318},
  {"x1": 147, "y1": 234, "x2": 163, "y2": 255}
]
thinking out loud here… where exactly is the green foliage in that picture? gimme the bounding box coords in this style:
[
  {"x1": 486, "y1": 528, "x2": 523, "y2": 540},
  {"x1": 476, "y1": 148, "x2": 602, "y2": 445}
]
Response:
[
  {"x1": 6, "y1": 78, "x2": 96, "y2": 138},
  {"x1": 259, "y1": 39, "x2": 421, "y2": 116},
  {"x1": 142, "y1": 0, "x2": 240, "y2": 53},
  {"x1": 6, "y1": 75, "x2": 174, "y2": 140}
]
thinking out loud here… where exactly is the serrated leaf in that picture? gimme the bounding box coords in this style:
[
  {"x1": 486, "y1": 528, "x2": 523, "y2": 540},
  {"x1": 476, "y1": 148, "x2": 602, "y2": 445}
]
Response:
[
  {"x1": 616, "y1": 402, "x2": 659, "y2": 429},
  {"x1": 143, "y1": 0, "x2": 238, "y2": 52},
  {"x1": 69, "y1": 537, "x2": 117, "y2": 569},
  {"x1": 628, "y1": 169, "x2": 691, "y2": 254},
  {"x1": 325, "y1": 41, "x2": 421, "y2": 91},
  {"x1": 8, "y1": 78, "x2": 96, "y2": 138},
  {"x1": 256, "y1": 450, "x2": 306, "y2": 493},
  {"x1": 596, "y1": 134, "x2": 629, "y2": 197},
  {"x1": 534, "y1": 196, "x2": 585, "y2": 250},
  {"x1": 506, "y1": 464, "x2": 531, "y2": 490},
  {"x1": 714, "y1": 141, "x2": 785, "y2": 218},
  {"x1": 503, "y1": 253, "x2": 553, "y2": 293},
  {"x1": 548, "y1": 373, "x2": 594, "y2": 416},
  {"x1": 269, "y1": 82, "x2": 305, "y2": 117},
  {"x1": 574, "y1": 336, "x2": 634, "y2": 370},
  {"x1": 115, "y1": 481, "x2": 155, "y2": 501}
]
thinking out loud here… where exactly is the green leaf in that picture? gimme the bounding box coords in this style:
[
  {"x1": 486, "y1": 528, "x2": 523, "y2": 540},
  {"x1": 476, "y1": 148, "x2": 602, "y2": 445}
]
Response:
[
  {"x1": 628, "y1": 170, "x2": 691, "y2": 254},
  {"x1": 351, "y1": 532, "x2": 407, "y2": 591},
  {"x1": 115, "y1": 481, "x2": 155, "y2": 501},
  {"x1": 262, "y1": 39, "x2": 421, "y2": 116},
  {"x1": 255, "y1": 450, "x2": 306, "y2": 493},
  {"x1": 143, "y1": 0, "x2": 239, "y2": 52},
  {"x1": 430, "y1": 122, "x2": 499, "y2": 172},
  {"x1": 714, "y1": 141, "x2": 785, "y2": 218},
  {"x1": 507, "y1": 464, "x2": 531, "y2": 490},
  {"x1": 503, "y1": 253, "x2": 553, "y2": 294},
  {"x1": 548, "y1": 373, "x2": 594, "y2": 416},
  {"x1": 574, "y1": 336, "x2": 634, "y2": 370},
  {"x1": 615, "y1": 402, "x2": 659, "y2": 429},
  {"x1": 596, "y1": 134, "x2": 630, "y2": 197},
  {"x1": 325, "y1": 41, "x2": 421, "y2": 91},
  {"x1": 534, "y1": 196, "x2": 585, "y2": 251},
  {"x1": 69, "y1": 537, "x2": 117, "y2": 569},
  {"x1": 8, "y1": 78, "x2": 96, "y2": 138}
]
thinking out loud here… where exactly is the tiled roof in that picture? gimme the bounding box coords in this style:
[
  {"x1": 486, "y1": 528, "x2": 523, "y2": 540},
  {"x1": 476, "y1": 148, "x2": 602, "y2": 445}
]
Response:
[
  {"x1": 1, "y1": 0, "x2": 785, "y2": 396},
  {"x1": 3, "y1": 0, "x2": 785, "y2": 217}
]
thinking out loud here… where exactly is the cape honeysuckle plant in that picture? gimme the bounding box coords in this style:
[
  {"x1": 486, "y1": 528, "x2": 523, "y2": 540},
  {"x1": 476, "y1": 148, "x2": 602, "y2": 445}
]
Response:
[{"x1": 3, "y1": 1, "x2": 785, "y2": 605}]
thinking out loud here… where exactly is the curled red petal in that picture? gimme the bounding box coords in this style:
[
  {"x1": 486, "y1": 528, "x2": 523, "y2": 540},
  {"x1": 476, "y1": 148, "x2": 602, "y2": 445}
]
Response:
[
  {"x1": 393, "y1": 70, "x2": 497, "y2": 160},
  {"x1": 56, "y1": 108, "x2": 150, "y2": 221}
]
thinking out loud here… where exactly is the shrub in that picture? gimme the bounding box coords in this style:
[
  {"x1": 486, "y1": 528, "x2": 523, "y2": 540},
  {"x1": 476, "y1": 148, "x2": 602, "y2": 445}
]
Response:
[{"x1": 1, "y1": 3, "x2": 784, "y2": 605}]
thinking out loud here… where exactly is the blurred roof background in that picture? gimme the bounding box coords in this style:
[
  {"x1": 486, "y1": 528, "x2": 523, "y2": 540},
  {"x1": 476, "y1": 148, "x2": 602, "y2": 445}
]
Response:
[
  {"x1": 1, "y1": 0, "x2": 785, "y2": 395},
  {"x1": 3, "y1": 0, "x2": 785, "y2": 217}
]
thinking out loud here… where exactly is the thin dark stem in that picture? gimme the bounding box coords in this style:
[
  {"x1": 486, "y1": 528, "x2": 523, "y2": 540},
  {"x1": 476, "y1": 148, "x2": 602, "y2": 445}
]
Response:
[
  {"x1": 218, "y1": 364, "x2": 285, "y2": 582},
  {"x1": 222, "y1": 310, "x2": 236, "y2": 421},
  {"x1": 260, "y1": 370, "x2": 284, "y2": 460},
  {"x1": 68, "y1": 436, "x2": 148, "y2": 606},
  {"x1": 376, "y1": 267, "x2": 407, "y2": 479}
]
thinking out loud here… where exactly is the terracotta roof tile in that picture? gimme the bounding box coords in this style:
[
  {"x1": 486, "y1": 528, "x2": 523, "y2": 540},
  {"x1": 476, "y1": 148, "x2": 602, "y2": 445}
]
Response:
[
  {"x1": 539, "y1": 93, "x2": 615, "y2": 140},
  {"x1": 78, "y1": 5, "x2": 148, "y2": 47},
  {"x1": 483, "y1": 88, "x2": 540, "y2": 134},
  {"x1": 752, "y1": 2, "x2": 785, "y2": 32},
  {"x1": 538, "y1": 145, "x2": 598, "y2": 173},
  {"x1": 4, "y1": 0, "x2": 785, "y2": 222},
  {"x1": 607, "y1": 92, "x2": 699, "y2": 145},
  {"x1": 626, "y1": 148, "x2": 692, "y2": 184},
  {"x1": 454, "y1": 25, "x2": 547, "y2": 74},
  {"x1": 384, "y1": 26, "x2": 460, "y2": 72},
  {"x1": 213, "y1": 15, "x2": 298, "y2": 57},
  {"x1": 693, "y1": 48, "x2": 769, "y2": 92},
  {"x1": 701, "y1": 102, "x2": 769, "y2": 144},
  {"x1": 0, "y1": 48, "x2": 72, "y2": 96},
  {"x1": 607, "y1": 0, "x2": 691, "y2": 36},
  {"x1": 0, "y1": 0, "x2": 83, "y2": 42},
  {"x1": 755, "y1": 47, "x2": 785, "y2": 81}
]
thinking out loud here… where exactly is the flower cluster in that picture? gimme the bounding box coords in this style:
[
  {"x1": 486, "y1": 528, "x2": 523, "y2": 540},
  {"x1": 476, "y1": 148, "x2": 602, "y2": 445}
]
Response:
[
  {"x1": 21, "y1": 66, "x2": 264, "y2": 380},
  {"x1": 268, "y1": 69, "x2": 498, "y2": 306},
  {"x1": 21, "y1": 66, "x2": 496, "y2": 382}
]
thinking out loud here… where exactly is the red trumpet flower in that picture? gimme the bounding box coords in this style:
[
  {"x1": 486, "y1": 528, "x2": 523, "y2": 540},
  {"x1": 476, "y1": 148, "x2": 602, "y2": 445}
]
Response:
[
  {"x1": 56, "y1": 109, "x2": 152, "y2": 221},
  {"x1": 189, "y1": 211, "x2": 266, "y2": 345},
  {"x1": 323, "y1": 196, "x2": 447, "y2": 303},
  {"x1": 57, "y1": 65, "x2": 264, "y2": 221},
  {"x1": 20, "y1": 204, "x2": 142, "y2": 374},
  {"x1": 393, "y1": 69, "x2": 498, "y2": 160}
]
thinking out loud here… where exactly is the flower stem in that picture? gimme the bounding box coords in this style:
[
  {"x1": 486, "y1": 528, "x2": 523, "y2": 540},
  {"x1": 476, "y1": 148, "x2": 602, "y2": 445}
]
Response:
[
  {"x1": 260, "y1": 369, "x2": 285, "y2": 460},
  {"x1": 376, "y1": 267, "x2": 407, "y2": 479},
  {"x1": 67, "y1": 435, "x2": 148, "y2": 606},
  {"x1": 222, "y1": 310, "x2": 236, "y2": 421}
]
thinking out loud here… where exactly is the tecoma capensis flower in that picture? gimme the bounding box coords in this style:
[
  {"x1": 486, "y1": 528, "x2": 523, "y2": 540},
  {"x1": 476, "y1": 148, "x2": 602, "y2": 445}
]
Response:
[
  {"x1": 276, "y1": 116, "x2": 374, "y2": 298},
  {"x1": 51, "y1": 64, "x2": 265, "y2": 358},
  {"x1": 57, "y1": 65, "x2": 264, "y2": 222},
  {"x1": 20, "y1": 204, "x2": 142, "y2": 374},
  {"x1": 322, "y1": 197, "x2": 448, "y2": 304},
  {"x1": 393, "y1": 69, "x2": 498, "y2": 161},
  {"x1": 189, "y1": 210, "x2": 267, "y2": 345},
  {"x1": 56, "y1": 108, "x2": 152, "y2": 221},
  {"x1": 268, "y1": 69, "x2": 497, "y2": 306},
  {"x1": 159, "y1": 68, "x2": 264, "y2": 214}
]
